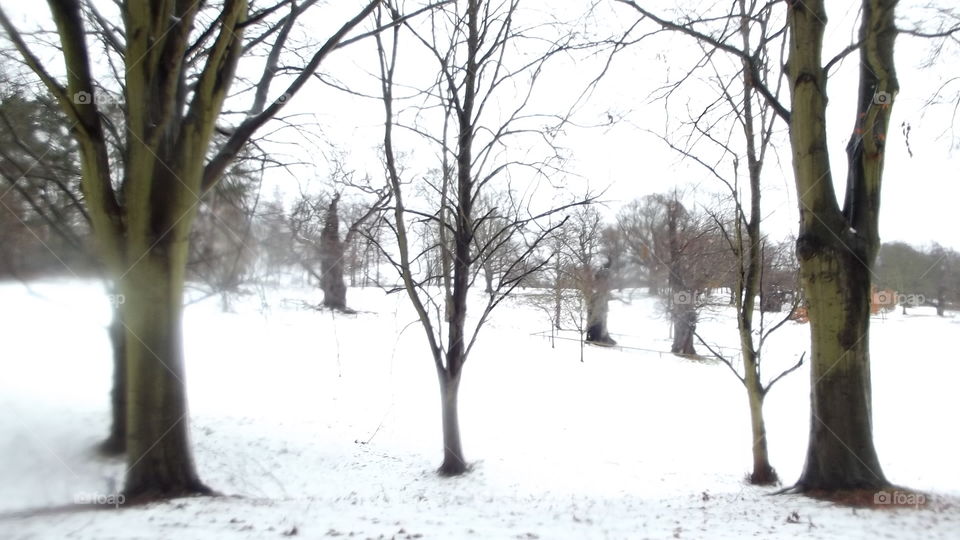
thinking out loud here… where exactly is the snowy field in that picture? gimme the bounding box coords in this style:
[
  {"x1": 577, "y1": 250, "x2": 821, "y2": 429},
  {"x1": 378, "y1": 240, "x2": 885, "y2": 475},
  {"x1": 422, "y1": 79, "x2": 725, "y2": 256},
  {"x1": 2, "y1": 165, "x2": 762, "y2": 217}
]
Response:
[{"x1": 1, "y1": 280, "x2": 958, "y2": 539}]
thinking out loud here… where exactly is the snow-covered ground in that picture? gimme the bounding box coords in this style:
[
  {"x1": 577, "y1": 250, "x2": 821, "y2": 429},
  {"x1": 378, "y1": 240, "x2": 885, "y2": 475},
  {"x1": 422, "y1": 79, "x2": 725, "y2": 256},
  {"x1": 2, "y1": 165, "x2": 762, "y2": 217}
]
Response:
[{"x1": 1, "y1": 280, "x2": 958, "y2": 539}]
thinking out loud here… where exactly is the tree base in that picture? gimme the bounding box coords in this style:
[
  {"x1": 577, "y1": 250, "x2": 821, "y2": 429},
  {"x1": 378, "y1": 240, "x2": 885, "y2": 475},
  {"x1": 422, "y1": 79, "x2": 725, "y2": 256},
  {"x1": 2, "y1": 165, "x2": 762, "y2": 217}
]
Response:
[
  {"x1": 437, "y1": 459, "x2": 470, "y2": 477},
  {"x1": 747, "y1": 466, "x2": 779, "y2": 486},
  {"x1": 122, "y1": 480, "x2": 215, "y2": 505},
  {"x1": 586, "y1": 336, "x2": 617, "y2": 347},
  {"x1": 319, "y1": 301, "x2": 356, "y2": 315},
  {"x1": 782, "y1": 485, "x2": 926, "y2": 509}
]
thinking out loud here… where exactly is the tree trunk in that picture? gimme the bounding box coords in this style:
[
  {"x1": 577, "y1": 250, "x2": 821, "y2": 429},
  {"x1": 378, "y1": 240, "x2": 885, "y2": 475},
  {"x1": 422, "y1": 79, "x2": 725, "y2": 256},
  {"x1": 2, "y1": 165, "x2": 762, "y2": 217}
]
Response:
[
  {"x1": 320, "y1": 195, "x2": 348, "y2": 311},
  {"x1": 787, "y1": 0, "x2": 896, "y2": 492},
  {"x1": 553, "y1": 285, "x2": 562, "y2": 330},
  {"x1": 483, "y1": 262, "x2": 494, "y2": 295},
  {"x1": 98, "y1": 306, "x2": 126, "y2": 455},
  {"x1": 671, "y1": 306, "x2": 697, "y2": 355},
  {"x1": 794, "y1": 241, "x2": 887, "y2": 490},
  {"x1": 586, "y1": 266, "x2": 615, "y2": 345},
  {"x1": 122, "y1": 245, "x2": 208, "y2": 499},
  {"x1": 743, "y1": 352, "x2": 777, "y2": 484},
  {"x1": 437, "y1": 369, "x2": 466, "y2": 476}
]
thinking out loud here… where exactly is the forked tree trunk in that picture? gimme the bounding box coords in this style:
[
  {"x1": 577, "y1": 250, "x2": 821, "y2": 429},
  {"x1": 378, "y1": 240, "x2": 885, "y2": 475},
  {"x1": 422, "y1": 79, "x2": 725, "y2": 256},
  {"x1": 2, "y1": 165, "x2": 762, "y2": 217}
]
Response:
[
  {"x1": 437, "y1": 368, "x2": 466, "y2": 476},
  {"x1": 98, "y1": 307, "x2": 126, "y2": 455},
  {"x1": 788, "y1": 0, "x2": 895, "y2": 492},
  {"x1": 122, "y1": 240, "x2": 208, "y2": 499}
]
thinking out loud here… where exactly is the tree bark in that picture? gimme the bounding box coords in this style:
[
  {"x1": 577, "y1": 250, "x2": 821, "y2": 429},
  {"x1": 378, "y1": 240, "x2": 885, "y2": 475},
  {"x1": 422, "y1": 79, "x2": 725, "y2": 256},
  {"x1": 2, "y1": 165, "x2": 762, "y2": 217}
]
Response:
[
  {"x1": 794, "y1": 241, "x2": 887, "y2": 490},
  {"x1": 98, "y1": 305, "x2": 126, "y2": 455},
  {"x1": 320, "y1": 195, "x2": 348, "y2": 311},
  {"x1": 483, "y1": 262, "x2": 494, "y2": 295},
  {"x1": 437, "y1": 368, "x2": 466, "y2": 476},
  {"x1": 586, "y1": 265, "x2": 616, "y2": 345},
  {"x1": 670, "y1": 307, "x2": 697, "y2": 355},
  {"x1": 743, "y1": 350, "x2": 776, "y2": 484},
  {"x1": 788, "y1": 0, "x2": 896, "y2": 492},
  {"x1": 122, "y1": 240, "x2": 208, "y2": 499}
]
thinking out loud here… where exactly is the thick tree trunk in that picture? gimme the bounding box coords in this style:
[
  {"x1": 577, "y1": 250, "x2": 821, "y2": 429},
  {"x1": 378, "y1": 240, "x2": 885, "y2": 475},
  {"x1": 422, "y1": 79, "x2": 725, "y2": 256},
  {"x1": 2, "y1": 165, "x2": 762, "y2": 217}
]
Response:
[
  {"x1": 671, "y1": 307, "x2": 697, "y2": 355},
  {"x1": 320, "y1": 196, "x2": 348, "y2": 311},
  {"x1": 98, "y1": 306, "x2": 126, "y2": 455},
  {"x1": 122, "y1": 246, "x2": 208, "y2": 499},
  {"x1": 483, "y1": 262, "x2": 494, "y2": 295},
  {"x1": 794, "y1": 241, "x2": 887, "y2": 490},
  {"x1": 585, "y1": 274, "x2": 616, "y2": 345},
  {"x1": 787, "y1": 0, "x2": 895, "y2": 493},
  {"x1": 437, "y1": 369, "x2": 466, "y2": 476},
  {"x1": 320, "y1": 250, "x2": 347, "y2": 310}
]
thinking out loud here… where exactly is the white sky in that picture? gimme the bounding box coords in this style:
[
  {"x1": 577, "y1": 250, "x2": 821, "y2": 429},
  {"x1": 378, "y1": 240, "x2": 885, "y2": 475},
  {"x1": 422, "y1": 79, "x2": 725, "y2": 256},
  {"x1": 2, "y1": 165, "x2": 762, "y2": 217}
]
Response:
[{"x1": 3, "y1": 0, "x2": 958, "y2": 250}]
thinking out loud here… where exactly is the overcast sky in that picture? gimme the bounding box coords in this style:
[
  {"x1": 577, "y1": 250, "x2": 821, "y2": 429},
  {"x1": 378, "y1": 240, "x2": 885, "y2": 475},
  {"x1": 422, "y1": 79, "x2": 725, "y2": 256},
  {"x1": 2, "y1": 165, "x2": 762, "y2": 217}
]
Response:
[{"x1": 3, "y1": 0, "x2": 958, "y2": 250}]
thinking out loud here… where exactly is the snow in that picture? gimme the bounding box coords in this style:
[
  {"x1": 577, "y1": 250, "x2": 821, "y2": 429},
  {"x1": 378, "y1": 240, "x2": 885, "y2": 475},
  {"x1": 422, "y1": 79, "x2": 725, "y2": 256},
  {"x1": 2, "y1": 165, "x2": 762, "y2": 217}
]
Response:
[{"x1": 1, "y1": 280, "x2": 958, "y2": 539}]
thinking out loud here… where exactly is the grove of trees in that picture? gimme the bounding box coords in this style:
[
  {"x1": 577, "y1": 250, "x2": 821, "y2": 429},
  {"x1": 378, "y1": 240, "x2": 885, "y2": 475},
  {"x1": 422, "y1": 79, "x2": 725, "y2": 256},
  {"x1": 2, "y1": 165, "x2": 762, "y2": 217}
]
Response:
[{"x1": 1, "y1": 0, "x2": 958, "y2": 507}]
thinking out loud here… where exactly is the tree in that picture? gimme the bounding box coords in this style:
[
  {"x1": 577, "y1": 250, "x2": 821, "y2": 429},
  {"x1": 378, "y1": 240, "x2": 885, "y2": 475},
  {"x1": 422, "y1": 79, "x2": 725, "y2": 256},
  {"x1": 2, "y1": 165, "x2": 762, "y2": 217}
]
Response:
[
  {"x1": 557, "y1": 205, "x2": 616, "y2": 345},
  {"x1": 0, "y1": 89, "x2": 90, "y2": 278},
  {"x1": 188, "y1": 149, "x2": 268, "y2": 312},
  {"x1": 617, "y1": 196, "x2": 671, "y2": 295},
  {"x1": 376, "y1": 0, "x2": 587, "y2": 475},
  {"x1": 618, "y1": 192, "x2": 717, "y2": 355},
  {"x1": 617, "y1": 0, "x2": 906, "y2": 494},
  {"x1": 0, "y1": 0, "x2": 384, "y2": 498},
  {"x1": 784, "y1": 0, "x2": 898, "y2": 492},
  {"x1": 289, "y1": 179, "x2": 390, "y2": 312},
  {"x1": 626, "y1": 0, "x2": 803, "y2": 483},
  {"x1": 0, "y1": 83, "x2": 136, "y2": 454}
]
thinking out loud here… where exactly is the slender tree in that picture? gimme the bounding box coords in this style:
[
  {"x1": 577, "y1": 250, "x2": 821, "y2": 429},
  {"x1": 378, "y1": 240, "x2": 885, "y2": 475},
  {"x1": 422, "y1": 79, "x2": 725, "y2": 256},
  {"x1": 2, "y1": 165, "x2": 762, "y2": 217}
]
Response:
[{"x1": 376, "y1": 0, "x2": 588, "y2": 475}]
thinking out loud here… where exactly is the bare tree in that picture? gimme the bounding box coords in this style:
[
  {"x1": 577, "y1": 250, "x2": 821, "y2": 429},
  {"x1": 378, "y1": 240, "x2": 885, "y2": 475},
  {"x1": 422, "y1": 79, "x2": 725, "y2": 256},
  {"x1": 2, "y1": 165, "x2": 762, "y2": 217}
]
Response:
[
  {"x1": 623, "y1": 0, "x2": 804, "y2": 484},
  {"x1": 615, "y1": 0, "x2": 911, "y2": 493},
  {"x1": 619, "y1": 192, "x2": 718, "y2": 355},
  {"x1": 375, "y1": 0, "x2": 589, "y2": 475},
  {"x1": 288, "y1": 173, "x2": 390, "y2": 312},
  {"x1": 0, "y1": 0, "x2": 391, "y2": 498}
]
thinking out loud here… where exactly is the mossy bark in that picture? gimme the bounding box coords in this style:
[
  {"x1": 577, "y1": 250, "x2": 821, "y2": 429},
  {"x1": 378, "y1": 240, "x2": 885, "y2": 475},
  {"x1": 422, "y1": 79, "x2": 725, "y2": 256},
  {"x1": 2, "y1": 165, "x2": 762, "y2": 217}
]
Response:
[
  {"x1": 121, "y1": 232, "x2": 208, "y2": 498},
  {"x1": 794, "y1": 238, "x2": 887, "y2": 490},
  {"x1": 787, "y1": 0, "x2": 897, "y2": 492}
]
